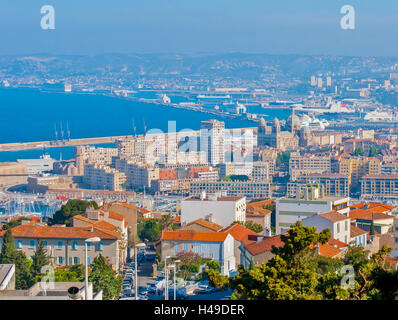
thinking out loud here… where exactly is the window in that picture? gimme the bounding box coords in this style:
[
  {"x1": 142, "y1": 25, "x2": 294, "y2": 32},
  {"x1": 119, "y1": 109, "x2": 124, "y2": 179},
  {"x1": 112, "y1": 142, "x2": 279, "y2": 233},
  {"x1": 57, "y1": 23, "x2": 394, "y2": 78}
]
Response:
[
  {"x1": 183, "y1": 243, "x2": 188, "y2": 251},
  {"x1": 69, "y1": 257, "x2": 73, "y2": 265},
  {"x1": 395, "y1": 237, "x2": 398, "y2": 244},
  {"x1": 72, "y1": 241, "x2": 78, "y2": 250},
  {"x1": 43, "y1": 240, "x2": 48, "y2": 249},
  {"x1": 29, "y1": 240, "x2": 35, "y2": 249},
  {"x1": 336, "y1": 223, "x2": 340, "y2": 233},
  {"x1": 73, "y1": 257, "x2": 80, "y2": 265},
  {"x1": 87, "y1": 256, "x2": 91, "y2": 264},
  {"x1": 58, "y1": 256, "x2": 65, "y2": 265},
  {"x1": 57, "y1": 241, "x2": 63, "y2": 249},
  {"x1": 174, "y1": 243, "x2": 178, "y2": 255},
  {"x1": 345, "y1": 220, "x2": 348, "y2": 231},
  {"x1": 98, "y1": 242, "x2": 104, "y2": 251},
  {"x1": 17, "y1": 240, "x2": 22, "y2": 249},
  {"x1": 86, "y1": 242, "x2": 91, "y2": 251}
]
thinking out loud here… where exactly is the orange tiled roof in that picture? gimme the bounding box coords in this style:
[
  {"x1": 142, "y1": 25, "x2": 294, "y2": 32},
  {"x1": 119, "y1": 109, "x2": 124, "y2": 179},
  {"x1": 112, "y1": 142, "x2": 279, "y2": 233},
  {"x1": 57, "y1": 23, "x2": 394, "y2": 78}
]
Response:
[
  {"x1": 318, "y1": 243, "x2": 343, "y2": 258},
  {"x1": 221, "y1": 223, "x2": 259, "y2": 245},
  {"x1": 318, "y1": 211, "x2": 350, "y2": 222},
  {"x1": 328, "y1": 238, "x2": 348, "y2": 249},
  {"x1": 186, "y1": 219, "x2": 223, "y2": 232},
  {"x1": 107, "y1": 210, "x2": 124, "y2": 221},
  {"x1": 161, "y1": 230, "x2": 228, "y2": 242},
  {"x1": 244, "y1": 235, "x2": 283, "y2": 256},
  {"x1": 349, "y1": 210, "x2": 394, "y2": 221},
  {"x1": 350, "y1": 225, "x2": 368, "y2": 238},
  {"x1": 0, "y1": 224, "x2": 119, "y2": 240}
]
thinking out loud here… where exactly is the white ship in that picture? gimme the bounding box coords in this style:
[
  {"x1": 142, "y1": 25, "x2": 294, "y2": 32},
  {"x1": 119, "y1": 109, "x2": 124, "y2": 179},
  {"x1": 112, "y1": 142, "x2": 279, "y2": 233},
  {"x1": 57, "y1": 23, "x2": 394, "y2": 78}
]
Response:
[
  {"x1": 300, "y1": 114, "x2": 330, "y2": 130},
  {"x1": 364, "y1": 110, "x2": 397, "y2": 122},
  {"x1": 294, "y1": 100, "x2": 355, "y2": 115}
]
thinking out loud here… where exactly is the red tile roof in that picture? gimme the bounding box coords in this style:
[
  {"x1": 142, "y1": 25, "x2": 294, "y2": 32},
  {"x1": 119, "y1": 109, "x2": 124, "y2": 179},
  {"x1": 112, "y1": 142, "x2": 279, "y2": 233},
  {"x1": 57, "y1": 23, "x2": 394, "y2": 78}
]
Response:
[
  {"x1": 318, "y1": 211, "x2": 350, "y2": 222},
  {"x1": 0, "y1": 224, "x2": 119, "y2": 240},
  {"x1": 244, "y1": 235, "x2": 284, "y2": 256},
  {"x1": 350, "y1": 225, "x2": 368, "y2": 238},
  {"x1": 186, "y1": 219, "x2": 223, "y2": 232},
  {"x1": 221, "y1": 223, "x2": 259, "y2": 245}
]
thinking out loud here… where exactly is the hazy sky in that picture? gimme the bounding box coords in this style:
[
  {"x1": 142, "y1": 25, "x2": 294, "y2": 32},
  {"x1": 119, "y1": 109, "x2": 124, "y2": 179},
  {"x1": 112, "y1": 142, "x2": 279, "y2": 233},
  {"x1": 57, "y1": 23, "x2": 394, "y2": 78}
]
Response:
[{"x1": 0, "y1": 0, "x2": 397, "y2": 56}]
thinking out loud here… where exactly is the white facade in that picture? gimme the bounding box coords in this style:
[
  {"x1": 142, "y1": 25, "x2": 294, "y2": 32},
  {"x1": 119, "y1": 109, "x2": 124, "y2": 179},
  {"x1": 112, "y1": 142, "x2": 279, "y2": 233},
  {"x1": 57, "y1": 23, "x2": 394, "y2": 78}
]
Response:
[
  {"x1": 302, "y1": 213, "x2": 351, "y2": 244},
  {"x1": 200, "y1": 120, "x2": 225, "y2": 166},
  {"x1": 276, "y1": 196, "x2": 350, "y2": 234},
  {"x1": 181, "y1": 194, "x2": 246, "y2": 227}
]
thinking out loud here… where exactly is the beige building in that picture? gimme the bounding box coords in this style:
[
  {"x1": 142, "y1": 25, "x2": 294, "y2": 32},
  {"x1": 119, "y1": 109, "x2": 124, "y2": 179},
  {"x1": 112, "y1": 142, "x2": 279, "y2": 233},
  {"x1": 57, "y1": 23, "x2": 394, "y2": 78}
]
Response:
[
  {"x1": 339, "y1": 157, "x2": 381, "y2": 188},
  {"x1": 0, "y1": 224, "x2": 122, "y2": 271},
  {"x1": 114, "y1": 157, "x2": 158, "y2": 189},
  {"x1": 83, "y1": 164, "x2": 126, "y2": 191},
  {"x1": 289, "y1": 152, "x2": 331, "y2": 180},
  {"x1": 0, "y1": 162, "x2": 28, "y2": 189}
]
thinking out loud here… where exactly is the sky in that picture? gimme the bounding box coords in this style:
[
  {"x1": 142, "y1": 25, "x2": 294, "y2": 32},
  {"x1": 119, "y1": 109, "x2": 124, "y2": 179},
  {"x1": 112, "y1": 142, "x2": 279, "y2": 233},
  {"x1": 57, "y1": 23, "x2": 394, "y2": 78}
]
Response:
[{"x1": 0, "y1": 0, "x2": 397, "y2": 56}]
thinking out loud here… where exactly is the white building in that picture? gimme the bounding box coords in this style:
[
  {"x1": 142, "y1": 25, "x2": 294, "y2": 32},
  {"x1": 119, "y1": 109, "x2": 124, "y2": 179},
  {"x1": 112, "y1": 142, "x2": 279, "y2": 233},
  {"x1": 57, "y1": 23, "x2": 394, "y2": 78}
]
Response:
[
  {"x1": 302, "y1": 211, "x2": 351, "y2": 244},
  {"x1": 17, "y1": 154, "x2": 56, "y2": 175},
  {"x1": 276, "y1": 186, "x2": 350, "y2": 234},
  {"x1": 181, "y1": 192, "x2": 246, "y2": 227},
  {"x1": 200, "y1": 120, "x2": 225, "y2": 166}
]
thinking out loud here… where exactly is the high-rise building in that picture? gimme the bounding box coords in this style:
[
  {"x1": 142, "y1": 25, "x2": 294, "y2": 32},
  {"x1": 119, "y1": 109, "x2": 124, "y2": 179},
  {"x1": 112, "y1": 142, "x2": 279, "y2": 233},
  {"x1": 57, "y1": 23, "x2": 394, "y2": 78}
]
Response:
[
  {"x1": 310, "y1": 76, "x2": 317, "y2": 86},
  {"x1": 200, "y1": 120, "x2": 225, "y2": 166}
]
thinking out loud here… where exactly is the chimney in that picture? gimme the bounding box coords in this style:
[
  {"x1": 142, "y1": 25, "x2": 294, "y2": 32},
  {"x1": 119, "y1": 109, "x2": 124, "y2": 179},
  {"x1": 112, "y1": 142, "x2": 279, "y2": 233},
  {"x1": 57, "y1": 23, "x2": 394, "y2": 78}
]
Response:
[
  {"x1": 264, "y1": 228, "x2": 272, "y2": 237},
  {"x1": 205, "y1": 214, "x2": 214, "y2": 223}
]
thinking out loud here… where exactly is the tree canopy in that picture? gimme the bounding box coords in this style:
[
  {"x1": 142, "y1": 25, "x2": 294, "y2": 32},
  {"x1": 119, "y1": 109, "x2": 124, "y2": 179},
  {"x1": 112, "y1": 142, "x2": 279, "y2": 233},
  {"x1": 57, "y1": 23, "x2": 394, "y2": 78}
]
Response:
[{"x1": 49, "y1": 199, "x2": 98, "y2": 226}]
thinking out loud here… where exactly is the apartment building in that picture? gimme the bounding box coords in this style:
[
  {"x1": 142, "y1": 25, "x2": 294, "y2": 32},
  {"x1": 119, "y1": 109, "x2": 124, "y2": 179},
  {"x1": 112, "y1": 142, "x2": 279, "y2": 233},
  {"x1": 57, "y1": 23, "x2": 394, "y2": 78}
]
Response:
[
  {"x1": 160, "y1": 230, "x2": 236, "y2": 275},
  {"x1": 302, "y1": 211, "x2": 351, "y2": 244},
  {"x1": 83, "y1": 164, "x2": 126, "y2": 191},
  {"x1": 114, "y1": 157, "x2": 159, "y2": 189},
  {"x1": 289, "y1": 152, "x2": 331, "y2": 181},
  {"x1": 294, "y1": 173, "x2": 350, "y2": 197},
  {"x1": 200, "y1": 120, "x2": 225, "y2": 166},
  {"x1": 339, "y1": 157, "x2": 381, "y2": 188},
  {"x1": 257, "y1": 149, "x2": 277, "y2": 175},
  {"x1": 190, "y1": 181, "x2": 271, "y2": 199},
  {"x1": 75, "y1": 145, "x2": 118, "y2": 175},
  {"x1": 361, "y1": 174, "x2": 398, "y2": 202},
  {"x1": 219, "y1": 161, "x2": 269, "y2": 182},
  {"x1": 276, "y1": 185, "x2": 350, "y2": 234},
  {"x1": 0, "y1": 224, "x2": 121, "y2": 270},
  {"x1": 181, "y1": 193, "x2": 246, "y2": 227}
]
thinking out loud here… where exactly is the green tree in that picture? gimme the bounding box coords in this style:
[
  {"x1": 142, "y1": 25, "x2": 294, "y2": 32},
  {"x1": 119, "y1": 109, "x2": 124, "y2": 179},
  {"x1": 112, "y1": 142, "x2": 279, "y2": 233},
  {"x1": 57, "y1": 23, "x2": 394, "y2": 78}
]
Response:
[
  {"x1": 276, "y1": 152, "x2": 291, "y2": 166},
  {"x1": 31, "y1": 240, "x2": 50, "y2": 278},
  {"x1": 49, "y1": 200, "x2": 98, "y2": 226},
  {"x1": 230, "y1": 221, "x2": 331, "y2": 300},
  {"x1": 138, "y1": 219, "x2": 162, "y2": 242},
  {"x1": 203, "y1": 268, "x2": 229, "y2": 289},
  {"x1": 2, "y1": 217, "x2": 30, "y2": 230},
  {"x1": 176, "y1": 251, "x2": 201, "y2": 280},
  {"x1": 0, "y1": 230, "x2": 33, "y2": 289},
  {"x1": 205, "y1": 260, "x2": 221, "y2": 272},
  {"x1": 368, "y1": 146, "x2": 379, "y2": 157},
  {"x1": 54, "y1": 265, "x2": 85, "y2": 282},
  {"x1": 89, "y1": 254, "x2": 122, "y2": 300},
  {"x1": 354, "y1": 147, "x2": 364, "y2": 156},
  {"x1": 160, "y1": 213, "x2": 175, "y2": 231}
]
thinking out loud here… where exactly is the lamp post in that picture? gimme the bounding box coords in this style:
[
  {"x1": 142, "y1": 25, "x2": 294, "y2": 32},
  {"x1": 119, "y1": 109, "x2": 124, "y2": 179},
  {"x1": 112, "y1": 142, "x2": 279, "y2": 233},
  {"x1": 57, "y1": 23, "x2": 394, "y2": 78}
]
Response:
[
  {"x1": 173, "y1": 259, "x2": 181, "y2": 300},
  {"x1": 135, "y1": 242, "x2": 146, "y2": 300},
  {"x1": 85, "y1": 237, "x2": 101, "y2": 300},
  {"x1": 164, "y1": 255, "x2": 171, "y2": 300}
]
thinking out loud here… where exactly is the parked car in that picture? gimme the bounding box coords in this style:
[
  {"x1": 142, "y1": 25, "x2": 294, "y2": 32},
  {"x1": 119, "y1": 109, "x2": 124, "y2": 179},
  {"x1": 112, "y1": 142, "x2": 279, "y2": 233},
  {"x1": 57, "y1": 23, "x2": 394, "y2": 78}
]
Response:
[{"x1": 138, "y1": 286, "x2": 148, "y2": 296}]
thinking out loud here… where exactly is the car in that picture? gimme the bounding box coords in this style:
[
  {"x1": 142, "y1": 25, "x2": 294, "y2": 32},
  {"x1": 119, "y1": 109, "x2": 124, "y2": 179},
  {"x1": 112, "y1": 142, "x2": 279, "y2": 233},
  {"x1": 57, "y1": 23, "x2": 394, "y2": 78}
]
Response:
[
  {"x1": 164, "y1": 289, "x2": 188, "y2": 300},
  {"x1": 138, "y1": 295, "x2": 148, "y2": 300},
  {"x1": 138, "y1": 286, "x2": 148, "y2": 295}
]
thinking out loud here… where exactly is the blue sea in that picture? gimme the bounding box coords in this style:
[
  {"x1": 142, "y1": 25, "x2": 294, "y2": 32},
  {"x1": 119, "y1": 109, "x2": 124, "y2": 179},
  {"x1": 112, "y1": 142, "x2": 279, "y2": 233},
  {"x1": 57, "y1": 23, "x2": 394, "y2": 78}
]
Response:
[{"x1": 0, "y1": 87, "x2": 290, "y2": 162}]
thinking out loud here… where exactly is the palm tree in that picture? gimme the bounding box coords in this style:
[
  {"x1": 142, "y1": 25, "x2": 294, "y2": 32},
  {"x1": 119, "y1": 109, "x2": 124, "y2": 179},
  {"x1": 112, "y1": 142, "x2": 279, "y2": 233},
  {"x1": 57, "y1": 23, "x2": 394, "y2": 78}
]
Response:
[{"x1": 160, "y1": 213, "x2": 174, "y2": 230}]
